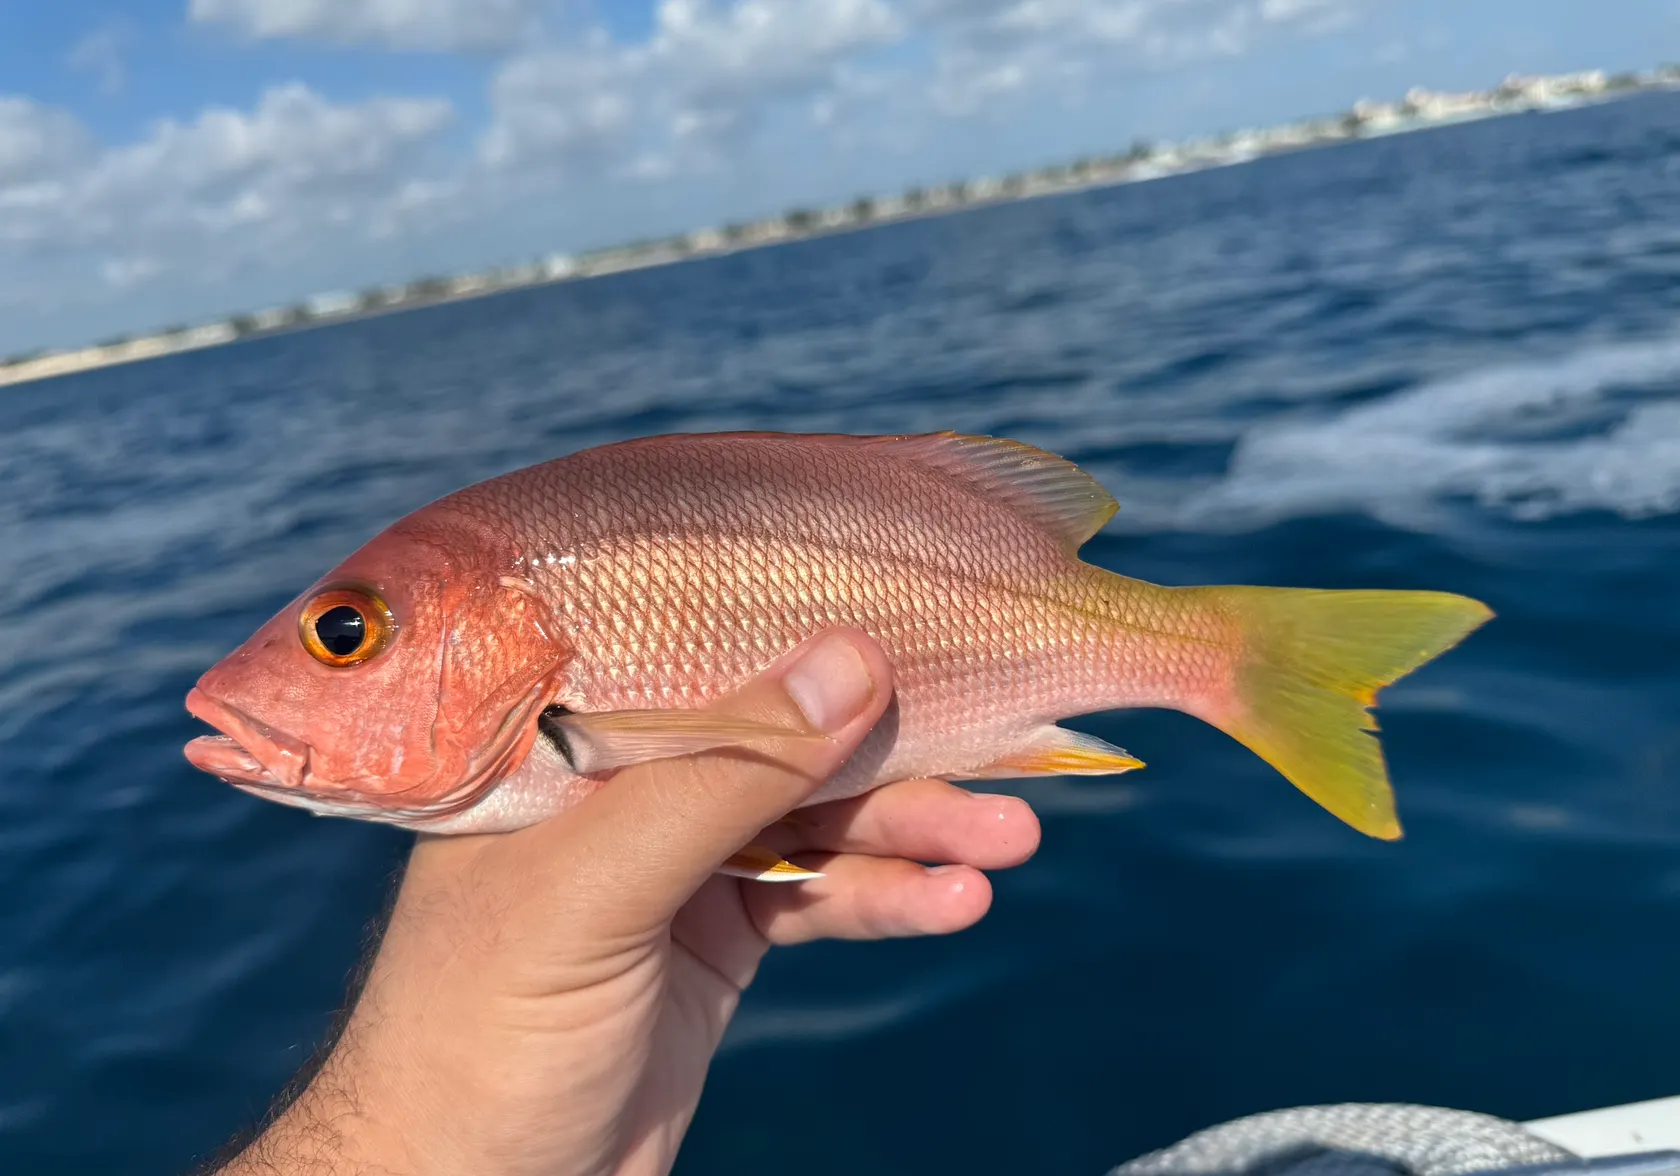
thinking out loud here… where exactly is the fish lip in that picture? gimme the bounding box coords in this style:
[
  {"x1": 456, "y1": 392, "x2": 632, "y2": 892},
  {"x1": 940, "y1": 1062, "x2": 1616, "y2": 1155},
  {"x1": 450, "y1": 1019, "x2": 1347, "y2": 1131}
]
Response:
[{"x1": 184, "y1": 688, "x2": 312, "y2": 790}]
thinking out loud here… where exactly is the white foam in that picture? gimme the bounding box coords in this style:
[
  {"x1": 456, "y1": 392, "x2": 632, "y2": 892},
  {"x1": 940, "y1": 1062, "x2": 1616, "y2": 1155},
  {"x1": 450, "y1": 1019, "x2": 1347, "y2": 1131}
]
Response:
[{"x1": 1171, "y1": 334, "x2": 1680, "y2": 531}]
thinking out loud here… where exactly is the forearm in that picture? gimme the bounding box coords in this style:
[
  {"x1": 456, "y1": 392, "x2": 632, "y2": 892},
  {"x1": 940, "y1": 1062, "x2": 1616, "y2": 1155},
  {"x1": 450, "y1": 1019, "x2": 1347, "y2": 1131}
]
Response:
[
  {"x1": 200, "y1": 866, "x2": 413, "y2": 1176},
  {"x1": 203, "y1": 1023, "x2": 416, "y2": 1176}
]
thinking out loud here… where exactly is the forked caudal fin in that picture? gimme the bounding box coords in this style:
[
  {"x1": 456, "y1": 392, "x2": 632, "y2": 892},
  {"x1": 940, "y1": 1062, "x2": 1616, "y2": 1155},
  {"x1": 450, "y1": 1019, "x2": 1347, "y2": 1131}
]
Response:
[{"x1": 1183, "y1": 586, "x2": 1493, "y2": 840}]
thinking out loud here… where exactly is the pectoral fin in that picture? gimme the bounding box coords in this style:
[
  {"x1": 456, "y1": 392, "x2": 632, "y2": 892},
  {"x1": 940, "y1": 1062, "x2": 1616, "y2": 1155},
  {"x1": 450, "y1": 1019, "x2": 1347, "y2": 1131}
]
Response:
[
  {"x1": 541, "y1": 708, "x2": 816, "y2": 775},
  {"x1": 720, "y1": 844, "x2": 825, "y2": 882},
  {"x1": 954, "y1": 727, "x2": 1145, "y2": 779}
]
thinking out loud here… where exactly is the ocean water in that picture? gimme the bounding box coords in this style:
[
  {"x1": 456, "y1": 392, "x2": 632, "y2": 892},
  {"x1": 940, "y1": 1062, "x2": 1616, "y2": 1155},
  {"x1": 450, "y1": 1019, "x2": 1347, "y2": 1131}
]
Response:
[{"x1": 4, "y1": 90, "x2": 1680, "y2": 1174}]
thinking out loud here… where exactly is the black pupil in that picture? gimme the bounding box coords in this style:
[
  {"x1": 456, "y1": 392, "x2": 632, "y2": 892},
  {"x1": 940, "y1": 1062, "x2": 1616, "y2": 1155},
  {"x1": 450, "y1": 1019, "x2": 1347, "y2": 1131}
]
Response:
[{"x1": 315, "y1": 606, "x2": 367, "y2": 657}]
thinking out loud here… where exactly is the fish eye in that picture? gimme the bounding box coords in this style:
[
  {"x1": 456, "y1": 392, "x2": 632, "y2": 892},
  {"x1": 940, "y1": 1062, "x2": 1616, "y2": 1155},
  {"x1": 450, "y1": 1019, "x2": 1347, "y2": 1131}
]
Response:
[{"x1": 299, "y1": 586, "x2": 395, "y2": 668}]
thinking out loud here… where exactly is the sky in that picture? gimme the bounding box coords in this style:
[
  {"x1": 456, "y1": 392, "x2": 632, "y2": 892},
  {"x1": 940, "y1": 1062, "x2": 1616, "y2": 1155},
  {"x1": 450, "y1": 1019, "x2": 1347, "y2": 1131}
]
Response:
[{"x1": 2, "y1": 0, "x2": 1677, "y2": 355}]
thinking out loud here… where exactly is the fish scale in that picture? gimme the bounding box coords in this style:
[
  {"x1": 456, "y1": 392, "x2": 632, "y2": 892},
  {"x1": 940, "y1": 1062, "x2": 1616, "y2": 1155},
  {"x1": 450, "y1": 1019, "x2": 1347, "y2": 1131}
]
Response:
[{"x1": 449, "y1": 437, "x2": 1238, "y2": 797}]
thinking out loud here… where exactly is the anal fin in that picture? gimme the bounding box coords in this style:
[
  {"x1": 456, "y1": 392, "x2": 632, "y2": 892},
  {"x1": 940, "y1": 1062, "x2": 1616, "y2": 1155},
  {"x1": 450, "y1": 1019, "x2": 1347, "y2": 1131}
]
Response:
[
  {"x1": 720, "y1": 844, "x2": 825, "y2": 883},
  {"x1": 954, "y1": 727, "x2": 1145, "y2": 779}
]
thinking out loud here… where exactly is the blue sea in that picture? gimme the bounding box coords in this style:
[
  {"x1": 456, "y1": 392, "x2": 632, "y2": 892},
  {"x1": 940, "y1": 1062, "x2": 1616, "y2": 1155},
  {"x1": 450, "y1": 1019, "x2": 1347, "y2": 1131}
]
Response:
[{"x1": 5, "y1": 90, "x2": 1680, "y2": 1175}]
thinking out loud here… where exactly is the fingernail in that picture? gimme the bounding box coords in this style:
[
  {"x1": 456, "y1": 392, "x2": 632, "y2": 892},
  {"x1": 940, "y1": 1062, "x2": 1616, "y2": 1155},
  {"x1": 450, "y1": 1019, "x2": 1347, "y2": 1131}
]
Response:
[{"x1": 785, "y1": 634, "x2": 874, "y2": 733}]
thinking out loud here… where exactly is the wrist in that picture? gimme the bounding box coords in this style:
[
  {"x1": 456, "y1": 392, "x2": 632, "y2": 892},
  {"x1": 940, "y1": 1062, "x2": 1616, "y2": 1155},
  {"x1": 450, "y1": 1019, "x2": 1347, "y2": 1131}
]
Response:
[{"x1": 216, "y1": 1027, "x2": 422, "y2": 1175}]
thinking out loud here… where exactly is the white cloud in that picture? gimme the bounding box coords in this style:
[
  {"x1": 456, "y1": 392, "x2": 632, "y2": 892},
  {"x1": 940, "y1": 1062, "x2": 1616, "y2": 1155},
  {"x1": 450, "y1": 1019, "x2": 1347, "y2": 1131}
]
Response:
[
  {"x1": 920, "y1": 0, "x2": 1364, "y2": 113},
  {"x1": 480, "y1": 0, "x2": 902, "y2": 175},
  {"x1": 67, "y1": 23, "x2": 131, "y2": 96},
  {"x1": 0, "y1": 84, "x2": 455, "y2": 289},
  {"x1": 0, "y1": 98, "x2": 94, "y2": 187},
  {"x1": 1259, "y1": 0, "x2": 1353, "y2": 28},
  {"x1": 188, "y1": 0, "x2": 541, "y2": 51},
  {"x1": 656, "y1": 0, "x2": 902, "y2": 103},
  {"x1": 96, "y1": 82, "x2": 453, "y2": 201},
  {"x1": 100, "y1": 255, "x2": 164, "y2": 290},
  {"x1": 480, "y1": 33, "x2": 640, "y2": 170},
  {"x1": 479, "y1": 0, "x2": 1367, "y2": 157}
]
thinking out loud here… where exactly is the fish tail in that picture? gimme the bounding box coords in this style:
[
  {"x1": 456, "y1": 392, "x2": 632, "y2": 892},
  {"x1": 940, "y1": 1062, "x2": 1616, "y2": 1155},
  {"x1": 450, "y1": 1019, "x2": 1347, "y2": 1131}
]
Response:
[{"x1": 1177, "y1": 585, "x2": 1492, "y2": 839}]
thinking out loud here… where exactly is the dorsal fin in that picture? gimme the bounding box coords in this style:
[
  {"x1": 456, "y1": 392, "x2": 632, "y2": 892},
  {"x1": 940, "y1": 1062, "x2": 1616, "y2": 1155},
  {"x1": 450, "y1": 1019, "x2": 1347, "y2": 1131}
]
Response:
[{"x1": 868, "y1": 433, "x2": 1118, "y2": 551}]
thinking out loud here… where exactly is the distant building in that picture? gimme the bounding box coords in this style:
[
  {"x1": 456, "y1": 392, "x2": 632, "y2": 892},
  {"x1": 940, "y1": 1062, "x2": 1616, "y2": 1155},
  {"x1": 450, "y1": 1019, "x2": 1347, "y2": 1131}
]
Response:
[
  {"x1": 742, "y1": 219, "x2": 790, "y2": 243},
  {"x1": 252, "y1": 307, "x2": 294, "y2": 331},
  {"x1": 1258, "y1": 122, "x2": 1320, "y2": 151},
  {"x1": 306, "y1": 291, "x2": 359, "y2": 318},
  {"x1": 684, "y1": 229, "x2": 726, "y2": 254},
  {"x1": 1402, "y1": 87, "x2": 1493, "y2": 120},
  {"x1": 1498, "y1": 71, "x2": 1607, "y2": 105},
  {"x1": 577, "y1": 249, "x2": 642, "y2": 276},
  {"x1": 180, "y1": 323, "x2": 236, "y2": 348},
  {"x1": 1350, "y1": 98, "x2": 1406, "y2": 130}
]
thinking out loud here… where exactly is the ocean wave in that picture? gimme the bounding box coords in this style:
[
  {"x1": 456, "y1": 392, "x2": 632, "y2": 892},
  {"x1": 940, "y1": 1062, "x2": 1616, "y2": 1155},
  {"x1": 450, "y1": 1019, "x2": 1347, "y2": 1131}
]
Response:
[{"x1": 1170, "y1": 333, "x2": 1680, "y2": 531}]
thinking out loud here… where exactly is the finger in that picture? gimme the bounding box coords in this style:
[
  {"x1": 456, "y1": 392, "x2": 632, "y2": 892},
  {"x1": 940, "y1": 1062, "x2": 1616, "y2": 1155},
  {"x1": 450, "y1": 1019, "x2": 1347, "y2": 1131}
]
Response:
[
  {"x1": 744, "y1": 855, "x2": 992, "y2": 946},
  {"x1": 546, "y1": 629, "x2": 894, "y2": 929},
  {"x1": 762, "y1": 778, "x2": 1040, "y2": 869},
  {"x1": 669, "y1": 780, "x2": 1033, "y2": 988}
]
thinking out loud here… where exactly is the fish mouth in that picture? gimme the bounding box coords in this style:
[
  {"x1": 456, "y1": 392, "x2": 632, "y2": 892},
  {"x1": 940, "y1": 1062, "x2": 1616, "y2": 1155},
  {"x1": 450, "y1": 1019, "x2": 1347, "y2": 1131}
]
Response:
[
  {"x1": 183, "y1": 688, "x2": 423, "y2": 821},
  {"x1": 184, "y1": 688, "x2": 311, "y2": 790}
]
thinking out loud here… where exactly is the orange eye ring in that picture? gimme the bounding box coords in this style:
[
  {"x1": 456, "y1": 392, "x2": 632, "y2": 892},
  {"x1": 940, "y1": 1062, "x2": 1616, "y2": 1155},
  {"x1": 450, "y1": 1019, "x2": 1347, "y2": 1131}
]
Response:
[{"x1": 298, "y1": 585, "x2": 396, "y2": 668}]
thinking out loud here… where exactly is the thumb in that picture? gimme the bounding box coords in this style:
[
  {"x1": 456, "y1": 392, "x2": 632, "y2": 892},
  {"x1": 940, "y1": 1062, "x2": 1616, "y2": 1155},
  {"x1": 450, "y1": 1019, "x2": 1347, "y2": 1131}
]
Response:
[{"x1": 553, "y1": 628, "x2": 894, "y2": 928}]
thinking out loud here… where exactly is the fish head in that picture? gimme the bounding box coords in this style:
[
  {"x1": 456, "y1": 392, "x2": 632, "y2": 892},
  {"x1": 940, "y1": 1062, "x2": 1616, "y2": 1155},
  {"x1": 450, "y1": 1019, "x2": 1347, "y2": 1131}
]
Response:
[{"x1": 184, "y1": 513, "x2": 568, "y2": 824}]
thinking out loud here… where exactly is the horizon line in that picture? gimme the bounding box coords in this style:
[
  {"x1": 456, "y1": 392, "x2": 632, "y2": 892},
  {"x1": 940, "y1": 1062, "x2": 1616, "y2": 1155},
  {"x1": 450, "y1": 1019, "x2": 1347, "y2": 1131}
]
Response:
[{"x1": 2, "y1": 63, "x2": 1672, "y2": 391}]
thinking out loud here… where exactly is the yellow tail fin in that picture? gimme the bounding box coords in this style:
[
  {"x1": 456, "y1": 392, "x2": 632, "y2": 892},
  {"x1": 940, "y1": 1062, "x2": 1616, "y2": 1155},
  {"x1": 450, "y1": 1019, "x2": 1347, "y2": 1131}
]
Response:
[{"x1": 1189, "y1": 586, "x2": 1493, "y2": 839}]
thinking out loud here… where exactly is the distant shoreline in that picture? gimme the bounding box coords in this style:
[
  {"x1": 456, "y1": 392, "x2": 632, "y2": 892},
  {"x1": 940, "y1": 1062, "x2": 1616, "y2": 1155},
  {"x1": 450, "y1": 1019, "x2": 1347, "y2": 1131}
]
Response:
[{"x1": 3, "y1": 65, "x2": 1672, "y2": 391}]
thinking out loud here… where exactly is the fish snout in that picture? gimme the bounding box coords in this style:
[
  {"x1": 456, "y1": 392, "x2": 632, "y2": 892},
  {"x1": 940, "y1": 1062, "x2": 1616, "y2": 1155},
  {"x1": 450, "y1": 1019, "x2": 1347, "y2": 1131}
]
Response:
[{"x1": 184, "y1": 687, "x2": 314, "y2": 791}]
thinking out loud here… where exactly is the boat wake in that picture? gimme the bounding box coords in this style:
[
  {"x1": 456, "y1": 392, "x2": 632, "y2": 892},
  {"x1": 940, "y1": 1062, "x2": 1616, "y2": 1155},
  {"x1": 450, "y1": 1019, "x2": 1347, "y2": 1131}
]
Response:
[{"x1": 1168, "y1": 333, "x2": 1680, "y2": 532}]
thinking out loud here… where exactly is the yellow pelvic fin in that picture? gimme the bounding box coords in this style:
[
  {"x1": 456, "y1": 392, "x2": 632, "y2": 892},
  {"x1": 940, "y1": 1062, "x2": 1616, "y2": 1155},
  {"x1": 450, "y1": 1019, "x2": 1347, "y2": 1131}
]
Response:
[
  {"x1": 955, "y1": 727, "x2": 1145, "y2": 779},
  {"x1": 719, "y1": 844, "x2": 825, "y2": 883},
  {"x1": 1185, "y1": 585, "x2": 1493, "y2": 841},
  {"x1": 544, "y1": 709, "x2": 815, "y2": 775}
]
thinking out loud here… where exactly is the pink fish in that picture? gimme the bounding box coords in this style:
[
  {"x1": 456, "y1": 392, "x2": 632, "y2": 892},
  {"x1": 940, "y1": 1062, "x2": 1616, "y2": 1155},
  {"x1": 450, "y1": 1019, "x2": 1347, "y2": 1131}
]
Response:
[{"x1": 185, "y1": 433, "x2": 1490, "y2": 878}]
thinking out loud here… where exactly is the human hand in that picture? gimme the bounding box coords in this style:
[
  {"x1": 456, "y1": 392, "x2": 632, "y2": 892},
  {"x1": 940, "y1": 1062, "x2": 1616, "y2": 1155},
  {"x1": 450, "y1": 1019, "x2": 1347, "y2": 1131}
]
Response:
[{"x1": 216, "y1": 629, "x2": 1041, "y2": 1176}]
